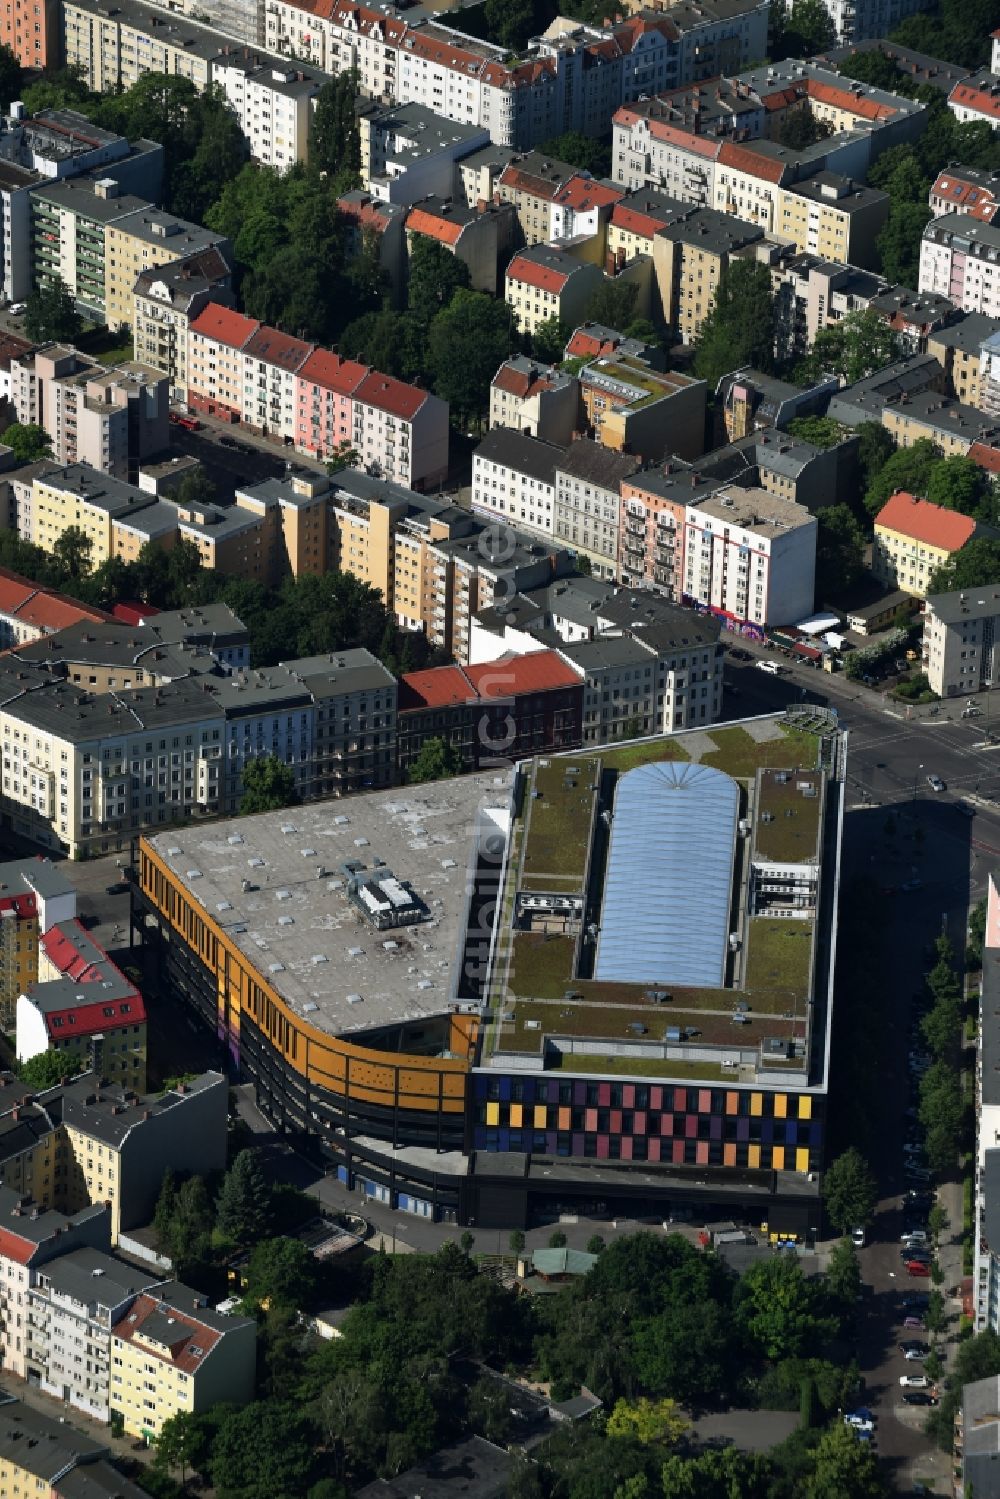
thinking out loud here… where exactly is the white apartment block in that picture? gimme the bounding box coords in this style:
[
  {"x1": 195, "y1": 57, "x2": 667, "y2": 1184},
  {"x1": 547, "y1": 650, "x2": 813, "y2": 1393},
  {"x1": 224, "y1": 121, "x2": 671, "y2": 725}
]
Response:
[
  {"x1": 821, "y1": 0, "x2": 931, "y2": 45},
  {"x1": 26, "y1": 1249, "x2": 163, "y2": 1421},
  {"x1": 63, "y1": 0, "x2": 324, "y2": 168},
  {"x1": 471, "y1": 427, "x2": 565, "y2": 538},
  {"x1": 921, "y1": 586, "x2": 1000, "y2": 698},
  {"x1": 612, "y1": 107, "x2": 722, "y2": 199},
  {"x1": 212, "y1": 57, "x2": 320, "y2": 170},
  {"x1": 919, "y1": 215, "x2": 1000, "y2": 319},
  {"x1": 352, "y1": 372, "x2": 449, "y2": 490},
  {"x1": 682, "y1": 486, "x2": 817, "y2": 627}
]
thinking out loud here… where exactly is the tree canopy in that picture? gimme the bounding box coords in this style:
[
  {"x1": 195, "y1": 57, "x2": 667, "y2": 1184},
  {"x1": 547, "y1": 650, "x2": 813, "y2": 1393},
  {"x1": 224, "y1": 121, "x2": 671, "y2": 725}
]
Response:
[
  {"x1": 18, "y1": 1049, "x2": 84, "y2": 1091},
  {"x1": 795, "y1": 309, "x2": 900, "y2": 388},
  {"x1": 693, "y1": 260, "x2": 775, "y2": 389},
  {"x1": 239, "y1": 754, "x2": 299, "y2": 816},
  {"x1": 823, "y1": 1148, "x2": 878, "y2": 1234},
  {"x1": 406, "y1": 736, "x2": 465, "y2": 784},
  {"x1": 25, "y1": 276, "x2": 82, "y2": 343},
  {"x1": 929, "y1": 536, "x2": 1000, "y2": 593},
  {"x1": 1, "y1": 423, "x2": 51, "y2": 464}
]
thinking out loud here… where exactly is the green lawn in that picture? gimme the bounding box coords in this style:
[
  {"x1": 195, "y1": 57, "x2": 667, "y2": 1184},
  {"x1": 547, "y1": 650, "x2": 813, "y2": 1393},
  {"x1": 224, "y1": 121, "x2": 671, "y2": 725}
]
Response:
[
  {"x1": 754, "y1": 771, "x2": 823, "y2": 862},
  {"x1": 701, "y1": 725, "x2": 821, "y2": 779},
  {"x1": 77, "y1": 326, "x2": 135, "y2": 366},
  {"x1": 744, "y1": 918, "x2": 813, "y2": 997},
  {"x1": 508, "y1": 933, "x2": 576, "y2": 999},
  {"x1": 600, "y1": 737, "x2": 691, "y2": 772},
  {"x1": 520, "y1": 758, "x2": 599, "y2": 885}
]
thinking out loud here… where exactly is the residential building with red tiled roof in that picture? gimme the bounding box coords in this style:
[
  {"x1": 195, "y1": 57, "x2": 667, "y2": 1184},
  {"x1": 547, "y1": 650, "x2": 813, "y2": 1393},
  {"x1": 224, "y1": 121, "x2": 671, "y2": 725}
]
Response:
[
  {"x1": 396, "y1": 649, "x2": 582, "y2": 773},
  {"x1": 497, "y1": 152, "x2": 584, "y2": 244},
  {"x1": 241, "y1": 327, "x2": 314, "y2": 443},
  {"x1": 0, "y1": 568, "x2": 111, "y2": 651},
  {"x1": 405, "y1": 195, "x2": 516, "y2": 294},
  {"x1": 188, "y1": 306, "x2": 260, "y2": 423},
  {"x1": 949, "y1": 71, "x2": 1000, "y2": 129},
  {"x1": 505, "y1": 245, "x2": 606, "y2": 337},
  {"x1": 17, "y1": 918, "x2": 147, "y2": 1090},
  {"x1": 929, "y1": 167, "x2": 1000, "y2": 225},
  {"x1": 294, "y1": 349, "x2": 369, "y2": 459},
  {"x1": 110, "y1": 1284, "x2": 256, "y2": 1439},
  {"x1": 353, "y1": 371, "x2": 449, "y2": 490},
  {"x1": 489, "y1": 355, "x2": 580, "y2": 445},
  {"x1": 0, "y1": 856, "x2": 76, "y2": 1033},
  {"x1": 873, "y1": 489, "x2": 984, "y2": 596}
]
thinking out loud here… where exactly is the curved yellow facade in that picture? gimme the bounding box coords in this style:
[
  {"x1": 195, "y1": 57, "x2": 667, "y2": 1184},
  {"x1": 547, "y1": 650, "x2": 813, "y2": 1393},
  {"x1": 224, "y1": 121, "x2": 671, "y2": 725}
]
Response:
[{"x1": 139, "y1": 841, "x2": 476, "y2": 1116}]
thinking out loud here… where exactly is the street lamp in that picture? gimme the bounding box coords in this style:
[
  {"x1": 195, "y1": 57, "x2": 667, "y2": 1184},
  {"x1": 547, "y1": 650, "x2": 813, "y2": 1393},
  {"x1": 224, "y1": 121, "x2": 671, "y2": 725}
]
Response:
[{"x1": 912, "y1": 763, "x2": 924, "y2": 802}]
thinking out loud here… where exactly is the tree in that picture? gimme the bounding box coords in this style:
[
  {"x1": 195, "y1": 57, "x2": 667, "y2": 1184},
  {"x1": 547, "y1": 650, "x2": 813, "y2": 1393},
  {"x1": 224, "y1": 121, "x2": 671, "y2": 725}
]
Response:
[
  {"x1": 2, "y1": 422, "x2": 51, "y2": 464},
  {"x1": 660, "y1": 1450, "x2": 772, "y2": 1499},
  {"x1": 244, "y1": 1236, "x2": 319, "y2": 1310},
  {"x1": 532, "y1": 315, "x2": 572, "y2": 365},
  {"x1": 783, "y1": 0, "x2": 835, "y2": 52},
  {"x1": 583, "y1": 279, "x2": 639, "y2": 332},
  {"x1": 537, "y1": 131, "x2": 611, "y2": 177},
  {"x1": 240, "y1": 754, "x2": 298, "y2": 815},
  {"x1": 605, "y1": 1396, "x2": 687, "y2": 1447},
  {"x1": 805, "y1": 1418, "x2": 889, "y2": 1499},
  {"x1": 154, "y1": 1411, "x2": 200, "y2": 1486},
  {"x1": 25, "y1": 275, "x2": 82, "y2": 343},
  {"x1": 864, "y1": 437, "x2": 939, "y2": 518},
  {"x1": 19, "y1": 1049, "x2": 83, "y2": 1091},
  {"x1": 586, "y1": 1234, "x2": 606, "y2": 1254},
  {"x1": 929, "y1": 536, "x2": 1000, "y2": 592},
  {"x1": 407, "y1": 736, "x2": 464, "y2": 784},
  {"x1": 736, "y1": 1255, "x2": 831, "y2": 1360},
  {"x1": 216, "y1": 1148, "x2": 272, "y2": 1245},
  {"x1": 339, "y1": 307, "x2": 427, "y2": 381},
  {"x1": 408, "y1": 235, "x2": 471, "y2": 325},
  {"x1": 693, "y1": 260, "x2": 775, "y2": 388},
  {"x1": 922, "y1": 993, "x2": 962, "y2": 1062},
  {"x1": 548, "y1": 1230, "x2": 568, "y2": 1248},
  {"x1": 823, "y1": 1148, "x2": 878, "y2": 1234},
  {"x1": 926, "y1": 454, "x2": 993, "y2": 520},
  {"x1": 825, "y1": 1239, "x2": 861, "y2": 1310},
  {"x1": 509, "y1": 1230, "x2": 526, "y2": 1253},
  {"x1": 326, "y1": 440, "x2": 360, "y2": 474},
  {"x1": 21, "y1": 66, "x2": 93, "y2": 115},
  {"x1": 209, "y1": 1401, "x2": 317, "y2": 1499},
  {"x1": 786, "y1": 415, "x2": 844, "y2": 450},
  {"x1": 426, "y1": 290, "x2": 519, "y2": 425},
  {"x1": 878, "y1": 201, "x2": 934, "y2": 285},
  {"x1": 801, "y1": 309, "x2": 900, "y2": 387},
  {"x1": 0, "y1": 44, "x2": 22, "y2": 112},
  {"x1": 778, "y1": 107, "x2": 831, "y2": 150},
  {"x1": 856, "y1": 422, "x2": 896, "y2": 495},
  {"x1": 311, "y1": 73, "x2": 361, "y2": 180},
  {"x1": 49, "y1": 525, "x2": 93, "y2": 586},
  {"x1": 483, "y1": 0, "x2": 548, "y2": 54},
  {"x1": 816, "y1": 504, "x2": 867, "y2": 599}
]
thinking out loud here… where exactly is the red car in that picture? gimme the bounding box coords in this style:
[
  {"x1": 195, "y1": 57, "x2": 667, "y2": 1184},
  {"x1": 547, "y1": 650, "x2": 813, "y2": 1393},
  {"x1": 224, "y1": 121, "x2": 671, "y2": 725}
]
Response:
[
  {"x1": 169, "y1": 413, "x2": 202, "y2": 432},
  {"x1": 906, "y1": 1260, "x2": 931, "y2": 1277}
]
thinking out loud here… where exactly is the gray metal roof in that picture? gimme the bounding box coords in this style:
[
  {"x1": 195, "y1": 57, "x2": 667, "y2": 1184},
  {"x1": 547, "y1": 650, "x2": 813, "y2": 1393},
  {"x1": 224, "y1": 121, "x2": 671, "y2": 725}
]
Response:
[{"x1": 594, "y1": 761, "x2": 739, "y2": 988}]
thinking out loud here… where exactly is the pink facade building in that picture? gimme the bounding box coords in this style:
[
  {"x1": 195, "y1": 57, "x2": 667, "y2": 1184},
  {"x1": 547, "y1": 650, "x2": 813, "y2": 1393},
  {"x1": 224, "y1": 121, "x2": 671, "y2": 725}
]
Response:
[{"x1": 295, "y1": 349, "x2": 368, "y2": 457}]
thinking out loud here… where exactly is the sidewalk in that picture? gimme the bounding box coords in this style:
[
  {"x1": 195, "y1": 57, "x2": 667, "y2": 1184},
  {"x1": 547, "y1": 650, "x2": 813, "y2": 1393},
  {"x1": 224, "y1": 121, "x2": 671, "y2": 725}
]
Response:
[{"x1": 0, "y1": 1370, "x2": 152, "y2": 1467}]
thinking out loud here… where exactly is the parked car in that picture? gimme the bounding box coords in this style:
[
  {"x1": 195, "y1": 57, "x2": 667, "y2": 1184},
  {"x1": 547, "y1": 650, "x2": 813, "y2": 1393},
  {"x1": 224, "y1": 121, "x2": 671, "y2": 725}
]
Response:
[
  {"x1": 8, "y1": 302, "x2": 25, "y2": 315},
  {"x1": 901, "y1": 1230, "x2": 928, "y2": 1244},
  {"x1": 728, "y1": 648, "x2": 752, "y2": 662},
  {"x1": 901, "y1": 1291, "x2": 930, "y2": 1308},
  {"x1": 962, "y1": 707, "x2": 983, "y2": 719},
  {"x1": 755, "y1": 660, "x2": 780, "y2": 675},
  {"x1": 851, "y1": 1226, "x2": 865, "y2": 1247},
  {"x1": 105, "y1": 881, "x2": 129, "y2": 896},
  {"x1": 927, "y1": 774, "x2": 946, "y2": 792},
  {"x1": 903, "y1": 1392, "x2": 938, "y2": 1406},
  {"x1": 899, "y1": 1374, "x2": 931, "y2": 1388},
  {"x1": 219, "y1": 435, "x2": 238, "y2": 448},
  {"x1": 902, "y1": 1345, "x2": 931, "y2": 1360},
  {"x1": 906, "y1": 1261, "x2": 932, "y2": 1278},
  {"x1": 169, "y1": 413, "x2": 202, "y2": 431},
  {"x1": 844, "y1": 1414, "x2": 875, "y2": 1433},
  {"x1": 957, "y1": 800, "x2": 977, "y2": 817},
  {"x1": 902, "y1": 1316, "x2": 925, "y2": 1330}
]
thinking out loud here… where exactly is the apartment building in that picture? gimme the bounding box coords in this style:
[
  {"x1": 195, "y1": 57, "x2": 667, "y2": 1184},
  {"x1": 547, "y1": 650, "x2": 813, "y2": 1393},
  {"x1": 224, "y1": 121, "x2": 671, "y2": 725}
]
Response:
[
  {"x1": 949, "y1": 71, "x2": 1000, "y2": 129},
  {"x1": 607, "y1": 199, "x2": 763, "y2": 342},
  {"x1": 327, "y1": 468, "x2": 572, "y2": 658},
  {"x1": 0, "y1": 1072, "x2": 225, "y2": 1249},
  {"x1": 359, "y1": 101, "x2": 490, "y2": 205},
  {"x1": 132, "y1": 248, "x2": 235, "y2": 404},
  {"x1": 27, "y1": 466, "x2": 161, "y2": 566},
  {"x1": 920, "y1": 215, "x2": 1000, "y2": 319},
  {"x1": 212, "y1": 53, "x2": 321, "y2": 170},
  {"x1": 0, "y1": 856, "x2": 75, "y2": 1031},
  {"x1": 769, "y1": 253, "x2": 888, "y2": 360},
  {"x1": 405, "y1": 197, "x2": 511, "y2": 296},
  {"x1": 681, "y1": 485, "x2": 818, "y2": 627},
  {"x1": 27, "y1": 1248, "x2": 163, "y2": 1420},
  {"x1": 826, "y1": 351, "x2": 945, "y2": 427},
  {"x1": 720, "y1": 368, "x2": 839, "y2": 441},
  {"x1": 18, "y1": 919, "x2": 146, "y2": 1091},
  {"x1": 233, "y1": 470, "x2": 331, "y2": 581},
  {"x1": 504, "y1": 246, "x2": 606, "y2": 338},
  {"x1": 63, "y1": 0, "x2": 326, "y2": 167},
  {"x1": 819, "y1": 0, "x2": 934, "y2": 46},
  {"x1": 395, "y1": 650, "x2": 583, "y2": 774},
  {"x1": 553, "y1": 440, "x2": 639, "y2": 578},
  {"x1": 872, "y1": 490, "x2": 978, "y2": 596},
  {"x1": 241, "y1": 324, "x2": 313, "y2": 443},
  {"x1": 110, "y1": 1283, "x2": 255, "y2": 1439},
  {"x1": 31, "y1": 176, "x2": 149, "y2": 321},
  {"x1": 496, "y1": 152, "x2": 584, "y2": 245},
  {"x1": 0, "y1": 1400, "x2": 148, "y2": 1499},
  {"x1": 489, "y1": 357, "x2": 580, "y2": 446},
  {"x1": 777, "y1": 173, "x2": 889, "y2": 269},
  {"x1": 351, "y1": 370, "x2": 449, "y2": 490},
  {"x1": 103, "y1": 208, "x2": 229, "y2": 332},
  {"x1": 471, "y1": 427, "x2": 565, "y2": 538},
  {"x1": 881, "y1": 390, "x2": 1000, "y2": 457},
  {"x1": 0, "y1": 1189, "x2": 109, "y2": 1380},
  {"x1": 578, "y1": 356, "x2": 707, "y2": 461},
  {"x1": 559, "y1": 599, "x2": 723, "y2": 740},
  {"x1": 978, "y1": 328, "x2": 1000, "y2": 418},
  {"x1": 922, "y1": 585, "x2": 1000, "y2": 697},
  {"x1": 282, "y1": 650, "x2": 397, "y2": 798},
  {"x1": 0, "y1": 570, "x2": 110, "y2": 649},
  {"x1": 188, "y1": 304, "x2": 449, "y2": 488},
  {"x1": 293, "y1": 349, "x2": 368, "y2": 460},
  {"x1": 10, "y1": 346, "x2": 168, "y2": 481},
  {"x1": 925, "y1": 313, "x2": 997, "y2": 405},
  {"x1": 928, "y1": 165, "x2": 1000, "y2": 223}
]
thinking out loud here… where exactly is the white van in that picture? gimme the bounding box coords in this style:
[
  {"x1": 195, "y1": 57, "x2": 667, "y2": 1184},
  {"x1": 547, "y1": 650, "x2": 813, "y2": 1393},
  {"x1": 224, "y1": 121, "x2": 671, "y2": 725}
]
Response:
[{"x1": 755, "y1": 660, "x2": 780, "y2": 675}]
